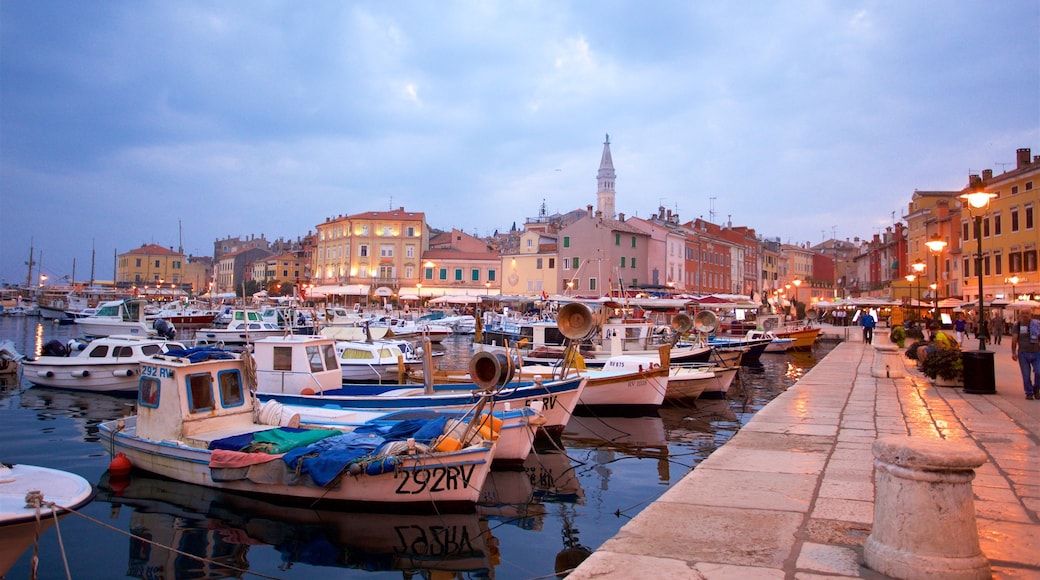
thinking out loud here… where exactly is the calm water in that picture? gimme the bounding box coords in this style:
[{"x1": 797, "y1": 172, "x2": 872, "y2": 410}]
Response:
[{"x1": 0, "y1": 317, "x2": 834, "y2": 579}]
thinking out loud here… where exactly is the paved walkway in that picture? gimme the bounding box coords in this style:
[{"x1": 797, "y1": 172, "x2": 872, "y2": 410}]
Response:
[{"x1": 568, "y1": 330, "x2": 1039, "y2": 579}]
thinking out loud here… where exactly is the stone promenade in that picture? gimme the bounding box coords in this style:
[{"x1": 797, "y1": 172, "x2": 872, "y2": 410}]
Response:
[{"x1": 568, "y1": 329, "x2": 1039, "y2": 579}]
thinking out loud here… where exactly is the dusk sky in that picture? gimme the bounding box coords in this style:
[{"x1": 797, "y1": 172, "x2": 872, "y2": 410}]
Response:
[{"x1": 2, "y1": 1, "x2": 1037, "y2": 286}]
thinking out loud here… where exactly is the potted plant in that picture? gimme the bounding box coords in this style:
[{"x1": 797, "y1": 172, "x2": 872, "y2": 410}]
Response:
[
  {"x1": 921, "y1": 346, "x2": 963, "y2": 386},
  {"x1": 905, "y1": 340, "x2": 927, "y2": 362},
  {"x1": 890, "y1": 324, "x2": 907, "y2": 348}
]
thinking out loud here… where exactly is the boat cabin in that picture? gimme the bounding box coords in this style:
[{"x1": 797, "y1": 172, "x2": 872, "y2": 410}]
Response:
[
  {"x1": 251, "y1": 335, "x2": 342, "y2": 395},
  {"x1": 136, "y1": 350, "x2": 266, "y2": 447}
]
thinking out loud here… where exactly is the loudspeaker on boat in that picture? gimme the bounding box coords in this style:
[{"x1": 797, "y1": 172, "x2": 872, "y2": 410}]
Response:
[
  {"x1": 693, "y1": 310, "x2": 718, "y2": 333},
  {"x1": 557, "y1": 302, "x2": 597, "y2": 340}
]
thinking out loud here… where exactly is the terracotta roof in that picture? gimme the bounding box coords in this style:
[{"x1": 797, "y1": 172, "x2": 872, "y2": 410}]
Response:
[{"x1": 125, "y1": 244, "x2": 180, "y2": 256}]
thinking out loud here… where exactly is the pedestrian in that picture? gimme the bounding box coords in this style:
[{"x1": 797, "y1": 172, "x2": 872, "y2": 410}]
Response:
[
  {"x1": 954, "y1": 313, "x2": 966, "y2": 344},
  {"x1": 1010, "y1": 307, "x2": 1040, "y2": 400},
  {"x1": 860, "y1": 309, "x2": 876, "y2": 344},
  {"x1": 990, "y1": 313, "x2": 1003, "y2": 345}
]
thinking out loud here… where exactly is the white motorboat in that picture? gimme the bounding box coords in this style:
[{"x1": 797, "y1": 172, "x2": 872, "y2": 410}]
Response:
[
  {"x1": 0, "y1": 463, "x2": 94, "y2": 576},
  {"x1": 333, "y1": 339, "x2": 426, "y2": 383},
  {"x1": 195, "y1": 310, "x2": 286, "y2": 345},
  {"x1": 75, "y1": 299, "x2": 175, "y2": 339},
  {"x1": 22, "y1": 335, "x2": 187, "y2": 393},
  {"x1": 97, "y1": 348, "x2": 500, "y2": 509}
]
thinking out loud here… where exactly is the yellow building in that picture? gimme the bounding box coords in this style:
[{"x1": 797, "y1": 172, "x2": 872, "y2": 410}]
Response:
[
  {"x1": 959, "y1": 148, "x2": 1039, "y2": 303},
  {"x1": 500, "y1": 230, "x2": 559, "y2": 296},
  {"x1": 903, "y1": 190, "x2": 960, "y2": 300},
  {"x1": 312, "y1": 207, "x2": 429, "y2": 298},
  {"x1": 117, "y1": 244, "x2": 187, "y2": 290}
]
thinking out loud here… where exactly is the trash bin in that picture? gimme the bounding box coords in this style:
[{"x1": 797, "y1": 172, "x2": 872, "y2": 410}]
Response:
[{"x1": 961, "y1": 350, "x2": 995, "y2": 394}]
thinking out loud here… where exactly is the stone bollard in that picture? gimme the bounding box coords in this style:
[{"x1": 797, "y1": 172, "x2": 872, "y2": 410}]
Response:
[
  {"x1": 864, "y1": 436, "x2": 990, "y2": 580},
  {"x1": 872, "y1": 342, "x2": 905, "y2": 378}
]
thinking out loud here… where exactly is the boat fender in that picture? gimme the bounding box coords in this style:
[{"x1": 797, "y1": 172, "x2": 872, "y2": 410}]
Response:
[
  {"x1": 38, "y1": 370, "x2": 55, "y2": 378},
  {"x1": 300, "y1": 388, "x2": 315, "y2": 396},
  {"x1": 112, "y1": 369, "x2": 135, "y2": 377},
  {"x1": 108, "y1": 452, "x2": 132, "y2": 477},
  {"x1": 348, "y1": 463, "x2": 363, "y2": 476},
  {"x1": 71, "y1": 369, "x2": 90, "y2": 378}
]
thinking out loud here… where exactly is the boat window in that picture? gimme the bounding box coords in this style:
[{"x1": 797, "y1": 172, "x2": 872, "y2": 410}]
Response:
[
  {"x1": 141, "y1": 344, "x2": 163, "y2": 356},
  {"x1": 139, "y1": 377, "x2": 160, "y2": 408},
  {"x1": 113, "y1": 346, "x2": 133, "y2": 358},
  {"x1": 186, "y1": 372, "x2": 215, "y2": 413},
  {"x1": 88, "y1": 345, "x2": 110, "y2": 358},
  {"x1": 377, "y1": 347, "x2": 395, "y2": 359},
  {"x1": 322, "y1": 344, "x2": 339, "y2": 370},
  {"x1": 272, "y1": 347, "x2": 293, "y2": 371},
  {"x1": 217, "y1": 370, "x2": 245, "y2": 408},
  {"x1": 340, "y1": 348, "x2": 374, "y2": 361},
  {"x1": 305, "y1": 346, "x2": 324, "y2": 372}
]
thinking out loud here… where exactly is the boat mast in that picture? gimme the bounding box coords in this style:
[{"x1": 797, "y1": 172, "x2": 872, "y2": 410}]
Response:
[
  {"x1": 89, "y1": 239, "x2": 96, "y2": 287},
  {"x1": 25, "y1": 239, "x2": 34, "y2": 289}
]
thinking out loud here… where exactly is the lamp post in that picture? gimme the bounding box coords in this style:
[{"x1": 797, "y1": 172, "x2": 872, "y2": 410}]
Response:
[
  {"x1": 911, "y1": 259, "x2": 926, "y2": 322},
  {"x1": 959, "y1": 186, "x2": 997, "y2": 394},
  {"x1": 924, "y1": 234, "x2": 948, "y2": 325}
]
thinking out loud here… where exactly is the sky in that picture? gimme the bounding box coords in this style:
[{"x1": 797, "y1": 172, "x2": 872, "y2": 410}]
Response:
[{"x1": 2, "y1": 1, "x2": 1038, "y2": 286}]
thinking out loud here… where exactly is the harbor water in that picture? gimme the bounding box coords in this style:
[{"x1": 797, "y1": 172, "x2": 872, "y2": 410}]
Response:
[{"x1": 1, "y1": 317, "x2": 835, "y2": 579}]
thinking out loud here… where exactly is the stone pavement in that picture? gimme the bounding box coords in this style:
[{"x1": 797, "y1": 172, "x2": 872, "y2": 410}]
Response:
[{"x1": 567, "y1": 330, "x2": 1039, "y2": 579}]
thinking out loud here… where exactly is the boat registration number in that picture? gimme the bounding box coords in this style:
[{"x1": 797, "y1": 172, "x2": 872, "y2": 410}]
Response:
[
  {"x1": 395, "y1": 464, "x2": 475, "y2": 494},
  {"x1": 140, "y1": 365, "x2": 174, "y2": 378}
]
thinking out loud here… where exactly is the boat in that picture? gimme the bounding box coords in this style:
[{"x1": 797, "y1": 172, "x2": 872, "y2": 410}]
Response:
[
  {"x1": 588, "y1": 353, "x2": 739, "y2": 402},
  {"x1": 97, "y1": 348, "x2": 500, "y2": 510},
  {"x1": 249, "y1": 335, "x2": 544, "y2": 465},
  {"x1": 505, "y1": 356, "x2": 669, "y2": 415},
  {"x1": 94, "y1": 472, "x2": 497, "y2": 576},
  {"x1": 194, "y1": 309, "x2": 286, "y2": 345},
  {"x1": 0, "y1": 463, "x2": 95, "y2": 576},
  {"x1": 145, "y1": 300, "x2": 218, "y2": 326},
  {"x1": 74, "y1": 299, "x2": 176, "y2": 338},
  {"x1": 753, "y1": 314, "x2": 822, "y2": 351},
  {"x1": 707, "y1": 336, "x2": 772, "y2": 364},
  {"x1": 22, "y1": 335, "x2": 188, "y2": 393},
  {"x1": 375, "y1": 317, "x2": 454, "y2": 343},
  {"x1": 332, "y1": 339, "x2": 427, "y2": 382},
  {"x1": 477, "y1": 301, "x2": 712, "y2": 367},
  {"x1": 0, "y1": 340, "x2": 23, "y2": 377},
  {"x1": 747, "y1": 330, "x2": 797, "y2": 352}
]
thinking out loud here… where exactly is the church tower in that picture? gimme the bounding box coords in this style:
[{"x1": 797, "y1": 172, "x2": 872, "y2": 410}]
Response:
[{"x1": 596, "y1": 133, "x2": 616, "y2": 219}]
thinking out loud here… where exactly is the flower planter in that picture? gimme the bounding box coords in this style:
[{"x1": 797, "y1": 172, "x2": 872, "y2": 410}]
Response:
[{"x1": 933, "y1": 376, "x2": 964, "y2": 388}]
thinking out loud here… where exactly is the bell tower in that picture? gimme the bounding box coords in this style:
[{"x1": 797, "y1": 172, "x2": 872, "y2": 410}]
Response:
[{"x1": 596, "y1": 134, "x2": 616, "y2": 219}]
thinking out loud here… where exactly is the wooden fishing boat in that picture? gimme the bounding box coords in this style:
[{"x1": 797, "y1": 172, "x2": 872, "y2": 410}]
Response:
[
  {"x1": 97, "y1": 348, "x2": 500, "y2": 511},
  {"x1": 251, "y1": 335, "x2": 585, "y2": 437}
]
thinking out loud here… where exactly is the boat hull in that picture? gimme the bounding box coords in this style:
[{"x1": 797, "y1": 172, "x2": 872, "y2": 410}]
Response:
[
  {"x1": 691, "y1": 367, "x2": 740, "y2": 400},
  {"x1": 23, "y1": 360, "x2": 141, "y2": 392},
  {"x1": 260, "y1": 376, "x2": 586, "y2": 436},
  {"x1": 98, "y1": 417, "x2": 495, "y2": 511}
]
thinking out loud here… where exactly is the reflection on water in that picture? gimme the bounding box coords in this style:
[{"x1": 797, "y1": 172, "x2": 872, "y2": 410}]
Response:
[
  {"x1": 96, "y1": 472, "x2": 497, "y2": 578},
  {"x1": 0, "y1": 316, "x2": 835, "y2": 579}
]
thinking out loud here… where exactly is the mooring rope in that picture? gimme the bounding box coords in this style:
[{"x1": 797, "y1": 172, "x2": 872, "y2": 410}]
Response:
[{"x1": 44, "y1": 500, "x2": 283, "y2": 580}]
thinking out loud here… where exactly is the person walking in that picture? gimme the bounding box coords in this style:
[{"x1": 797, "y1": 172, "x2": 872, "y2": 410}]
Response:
[
  {"x1": 860, "y1": 309, "x2": 876, "y2": 344},
  {"x1": 1010, "y1": 307, "x2": 1040, "y2": 400},
  {"x1": 954, "y1": 313, "x2": 967, "y2": 345},
  {"x1": 990, "y1": 313, "x2": 1003, "y2": 345}
]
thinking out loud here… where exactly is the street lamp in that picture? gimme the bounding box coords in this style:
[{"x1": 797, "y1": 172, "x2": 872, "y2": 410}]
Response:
[
  {"x1": 911, "y1": 260, "x2": 926, "y2": 321},
  {"x1": 485, "y1": 281, "x2": 491, "y2": 295},
  {"x1": 959, "y1": 187, "x2": 997, "y2": 351},
  {"x1": 924, "y1": 234, "x2": 948, "y2": 325},
  {"x1": 1005, "y1": 275, "x2": 1020, "y2": 301},
  {"x1": 958, "y1": 186, "x2": 998, "y2": 394}
]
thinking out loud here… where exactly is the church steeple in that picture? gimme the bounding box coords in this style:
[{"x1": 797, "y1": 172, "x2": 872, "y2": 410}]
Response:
[{"x1": 596, "y1": 133, "x2": 616, "y2": 219}]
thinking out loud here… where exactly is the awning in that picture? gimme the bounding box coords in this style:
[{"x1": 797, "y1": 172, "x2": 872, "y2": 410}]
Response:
[
  {"x1": 374, "y1": 286, "x2": 393, "y2": 297},
  {"x1": 311, "y1": 284, "x2": 370, "y2": 296}
]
